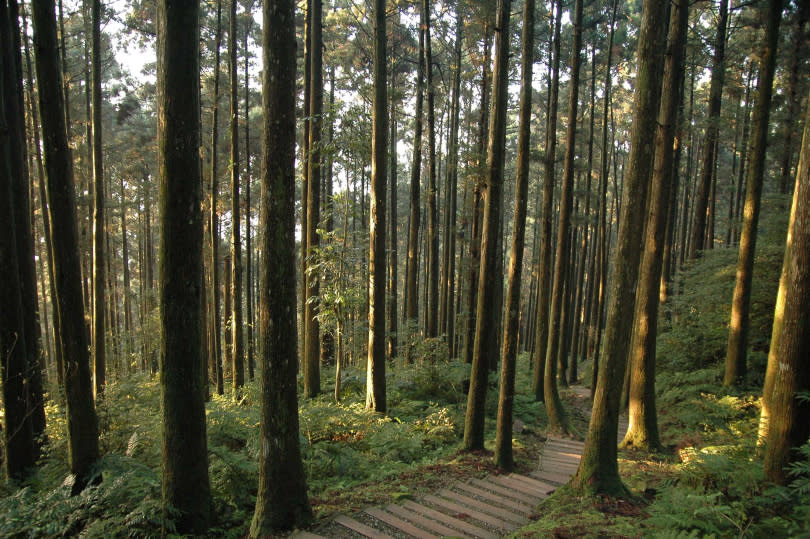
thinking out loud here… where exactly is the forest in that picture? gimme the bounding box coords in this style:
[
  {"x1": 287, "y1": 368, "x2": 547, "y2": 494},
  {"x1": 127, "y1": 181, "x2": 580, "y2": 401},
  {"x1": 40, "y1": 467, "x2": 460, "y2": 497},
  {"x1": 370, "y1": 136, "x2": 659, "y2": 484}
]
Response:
[{"x1": 1, "y1": 0, "x2": 809, "y2": 536}]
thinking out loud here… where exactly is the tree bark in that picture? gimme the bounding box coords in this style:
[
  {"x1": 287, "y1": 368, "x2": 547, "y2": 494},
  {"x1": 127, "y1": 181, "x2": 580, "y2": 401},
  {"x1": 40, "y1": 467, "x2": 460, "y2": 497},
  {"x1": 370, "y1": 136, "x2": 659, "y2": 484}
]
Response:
[
  {"x1": 533, "y1": 0, "x2": 561, "y2": 402},
  {"x1": 725, "y1": 0, "x2": 782, "y2": 387},
  {"x1": 156, "y1": 0, "x2": 210, "y2": 530},
  {"x1": 303, "y1": 0, "x2": 322, "y2": 398},
  {"x1": 760, "y1": 84, "x2": 810, "y2": 486},
  {"x1": 1, "y1": 3, "x2": 36, "y2": 478},
  {"x1": 250, "y1": 0, "x2": 312, "y2": 531},
  {"x1": 366, "y1": 0, "x2": 387, "y2": 413},
  {"x1": 495, "y1": 0, "x2": 533, "y2": 471},
  {"x1": 621, "y1": 0, "x2": 688, "y2": 452},
  {"x1": 91, "y1": 0, "x2": 105, "y2": 398},
  {"x1": 464, "y1": 0, "x2": 511, "y2": 451},
  {"x1": 209, "y1": 0, "x2": 224, "y2": 395},
  {"x1": 572, "y1": 0, "x2": 667, "y2": 496},
  {"x1": 404, "y1": 5, "x2": 424, "y2": 356},
  {"x1": 32, "y1": 0, "x2": 100, "y2": 494},
  {"x1": 229, "y1": 0, "x2": 244, "y2": 394},
  {"x1": 424, "y1": 0, "x2": 439, "y2": 339}
]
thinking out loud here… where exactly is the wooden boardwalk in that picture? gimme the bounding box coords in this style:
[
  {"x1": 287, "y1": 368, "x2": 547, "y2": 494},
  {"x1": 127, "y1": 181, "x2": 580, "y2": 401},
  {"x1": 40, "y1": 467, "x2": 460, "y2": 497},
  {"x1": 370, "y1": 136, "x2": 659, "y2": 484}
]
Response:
[{"x1": 294, "y1": 389, "x2": 628, "y2": 538}]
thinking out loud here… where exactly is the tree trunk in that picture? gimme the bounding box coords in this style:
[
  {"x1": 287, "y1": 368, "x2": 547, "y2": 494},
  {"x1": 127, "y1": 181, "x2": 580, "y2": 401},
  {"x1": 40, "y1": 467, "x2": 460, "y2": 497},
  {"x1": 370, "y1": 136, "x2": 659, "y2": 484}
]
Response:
[
  {"x1": 387, "y1": 69, "x2": 398, "y2": 361},
  {"x1": 229, "y1": 0, "x2": 244, "y2": 394},
  {"x1": 572, "y1": 0, "x2": 667, "y2": 496},
  {"x1": 91, "y1": 0, "x2": 105, "y2": 398},
  {"x1": 462, "y1": 20, "x2": 491, "y2": 366},
  {"x1": 250, "y1": 0, "x2": 312, "y2": 530},
  {"x1": 366, "y1": 0, "x2": 387, "y2": 413},
  {"x1": 689, "y1": 0, "x2": 728, "y2": 259},
  {"x1": 1, "y1": 3, "x2": 36, "y2": 478},
  {"x1": 464, "y1": 0, "x2": 511, "y2": 451},
  {"x1": 6, "y1": 0, "x2": 47, "y2": 440},
  {"x1": 495, "y1": 0, "x2": 533, "y2": 471},
  {"x1": 621, "y1": 0, "x2": 688, "y2": 453},
  {"x1": 760, "y1": 84, "x2": 810, "y2": 486},
  {"x1": 404, "y1": 5, "x2": 424, "y2": 356},
  {"x1": 156, "y1": 0, "x2": 210, "y2": 530},
  {"x1": 209, "y1": 0, "x2": 224, "y2": 395},
  {"x1": 32, "y1": 0, "x2": 100, "y2": 494},
  {"x1": 244, "y1": 12, "x2": 254, "y2": 381},
  {"x1": 424, "y1": 0, "x2": 439, "y2": 339},
  {"x1": 777, "y1": 8, "x2": 808, "y2": 196},
  {"x1": 441, "y1": 8, "x2": 462, "y2": 356},
  {"x1": 533, "y1": 0, "x2": 561, "y2": 402},
  {"x1": 725, "y1": 0, "x2": 782, "y2": 387},
  {"x1": 544, "y1": 0, "x2": 583, "y2": 434},
  {"x1": 303, "y1": 0, "x2": 322, "y2": 398}
]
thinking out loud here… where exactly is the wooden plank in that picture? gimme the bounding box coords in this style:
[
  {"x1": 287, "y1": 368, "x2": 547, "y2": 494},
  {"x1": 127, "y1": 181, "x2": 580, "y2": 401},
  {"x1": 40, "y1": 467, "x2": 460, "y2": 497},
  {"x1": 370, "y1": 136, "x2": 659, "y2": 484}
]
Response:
[
  {"x1": 401, "y1": 500, "x2": 497, "y2": 539},
  {"x1": 333, "y1": 514, "x2": 394, "y2": 539},
  {"x1": 363, "y1": 507, "x2": 438, "y2": 539},
  {"x1": 489, "y1": 474, "x2": 550, "y2": 498},
  {"x1": 385, "y1": 503, "x2": 461, "y2": 538},
  {"x1": 455, "y1": 482, "x2": 533, "y2": 515},
  {"x1": 543, "y1": 448, "x2": 583, "y2": 459},
  {"x1": 508, "y1": 473, "x2": 557, "y2": 495},
  {"x1": 438, "y1": 489, "x2": 526, "y2": 525},
  {"x1": 542, "y1": 456, "x2": 580, "y2": 468},
  {"x1": 530, "y1": 470, "x2": 573, "y2": 485},
  {"x1": 470, "y1": 478, "x2": 543, "y2": 505},
  {"x1": 423, "y1": 494, "x2": 512, "y2": 532}
]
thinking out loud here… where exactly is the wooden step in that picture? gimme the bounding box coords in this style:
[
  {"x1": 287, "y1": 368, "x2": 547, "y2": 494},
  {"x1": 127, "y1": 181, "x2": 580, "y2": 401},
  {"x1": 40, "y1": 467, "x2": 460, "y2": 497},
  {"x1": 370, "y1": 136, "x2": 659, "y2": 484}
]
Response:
[
  {"x1": 363, "y1": 506, "x2": 438, "y2": 539},
  {"x1": 455, "y1": 482, "x2": 533, "y2": 515},
  {"x1": 470, "y1": 477, "x2": 543, "y2": 505},
  {"x1": 401, "y1": 500, "x2": 497, "y2": 539},
  {"x1": 544, "y1": 448, "x2": 583, "y2": 459},
  {"x1": 508, "y1": 473, "x2": 557, "y2": 495},
  {"x1": 530, "y1": 469, "x2": 573, "y2": 485},
  {"x1": 489, "y1": 474, "x2": 550, "y2": 498},
  {"x1": 385, "y1": 503, "x2": 461, "y2": 538},
  {"x1": 333, "y1": 514, "x2": 394, "y2": 539},
  {"x1": 542, "y1": 456, "x2": 580, "y2": 468},
  {"x1": 437, "y1": 489, "x2": 526, "y2": 525},
  {"x1": 423, "y1": 494, "x2": 512, "y2": 532}
]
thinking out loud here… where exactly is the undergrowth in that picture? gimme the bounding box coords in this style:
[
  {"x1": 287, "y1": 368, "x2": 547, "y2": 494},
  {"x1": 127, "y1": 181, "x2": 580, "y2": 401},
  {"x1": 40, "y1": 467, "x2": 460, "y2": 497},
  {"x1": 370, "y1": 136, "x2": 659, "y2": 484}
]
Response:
[{"x1": 0, "y1": 350, "x2": 548, "y2": 537}]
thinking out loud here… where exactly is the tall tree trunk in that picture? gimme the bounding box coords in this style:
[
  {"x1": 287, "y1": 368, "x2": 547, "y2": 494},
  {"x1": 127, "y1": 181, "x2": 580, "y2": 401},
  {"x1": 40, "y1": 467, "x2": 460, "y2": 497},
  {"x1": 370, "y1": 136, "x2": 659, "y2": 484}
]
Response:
[
  {"x1": 424, "y1": 0, "x2": 439, "y2": 338},
  {"x1": 572, "y1": 0, "x2": 667, "y2": 496},
  {"x1": 621, "y1": 0, "x2": 688, "y2": 452},
  {"x1": 387, "y1": 69, "x2": 398, "y2": 361},
  {"x1": 545, "y1": 0, "x2": 584, "y2": 434},
  {"x1": 404, "y1": 7, "x2": 424, "y2": 357},
  {"x1": 495, "y1": 0, "x2": 533, "y2": 471},
  {"x1": 464, "y1": 0, "x2": 511, "y2": 451},
  {"x1": 303, "y1": 0, "x2": 322, "y2": 398},
  {"x1": 229, "y1": 0, "x2": 244, "y2": 394},
  {"x1": 533, "y1": 0, "x2": 561, "y2": 402},
  {"x1": 366, "y1": 0, "x2": 387, "y2": 413},
  {"x1": 441, "y1": 8, "x2": 462, "y2": 355},
  {"x1": 689, "y1": 0, "x2": 728, "y2": 259},
  {"x1": 244, "y1": 11, "x2": 254, "y2": 381},
  {"x1": 588, "y1": 0, "x2": 618, "y2": 389},
  {"x1": 250, "y1": 0, "x2": 312, "y2": 531},
  {"x1": 209, "y1": 0, "x2": 224, "y2": 395},
  {"x1": 90, "y1": 0, "x2": 104, "y2": 398},
  {"x1": 32, "y1": 0, "x2": 100, "y2": 494},
  {"x1": 760, "y1": 84, "x2": 810, "y2": 486},
  {"x1": 725, "y1": 0, "x2": 782, "y2": 387},
  {"x1": 462, "y1": 20, "x2": 492, "y2": 366},
  {"x1": 1, "y1": 1, "x2": 36, "y2": 479},
  {"x1": 6, "y1": 0, "x2": 47, "y2": 440},
  {"x1": 156, "y1": 0, "x2": 210, "y2": 530}
]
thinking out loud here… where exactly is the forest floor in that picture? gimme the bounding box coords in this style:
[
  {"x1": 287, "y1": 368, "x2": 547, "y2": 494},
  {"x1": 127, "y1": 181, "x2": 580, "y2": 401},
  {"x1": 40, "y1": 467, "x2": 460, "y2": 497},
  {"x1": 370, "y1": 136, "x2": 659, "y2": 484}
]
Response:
[{"x1": 301, "y1": 385, "x2": 613, "y2": 537}]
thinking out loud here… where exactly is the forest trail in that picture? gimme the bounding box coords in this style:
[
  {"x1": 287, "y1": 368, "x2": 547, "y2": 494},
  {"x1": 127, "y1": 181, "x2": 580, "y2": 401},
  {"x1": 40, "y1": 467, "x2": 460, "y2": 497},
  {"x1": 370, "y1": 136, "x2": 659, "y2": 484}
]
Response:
[{"x1": 294, "y1": 388, "x2": 629, "y2": 538}]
